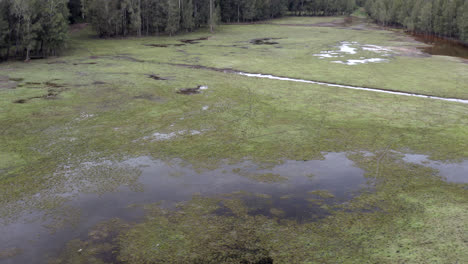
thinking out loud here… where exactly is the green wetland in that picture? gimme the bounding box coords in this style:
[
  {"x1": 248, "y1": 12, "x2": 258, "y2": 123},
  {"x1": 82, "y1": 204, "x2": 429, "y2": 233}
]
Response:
[{"x1": 0, "y1": 16, "x2": 467, "y2": 264}]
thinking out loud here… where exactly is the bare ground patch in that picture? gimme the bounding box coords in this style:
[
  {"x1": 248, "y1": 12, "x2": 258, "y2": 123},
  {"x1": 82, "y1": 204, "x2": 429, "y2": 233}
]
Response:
[
  {"x1": 177, "y1": 85, "x2": 208, "y2": 95},
  {"x1": 389, "y1": 46, "x2": 431, "y2": 58},
  {"x1": 143, "y1": 43, "x2": 186, "y2": 48},
  {"x1": 179, "y1": 37, "x2": 210, "y2": 44},
  {"x1": 146, "y1": 74, "x2": 169, "y2": 81},
  {"x1": 0, "y1": 76, "x2": 17, "y2": 89}
]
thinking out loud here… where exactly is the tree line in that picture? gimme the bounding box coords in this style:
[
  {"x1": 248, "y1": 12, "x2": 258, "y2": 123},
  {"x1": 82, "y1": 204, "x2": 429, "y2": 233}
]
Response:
[
  {"x1": 364, "y1": 0, "x2": 468, "y2": 42},
  {"x1": 286, "y1": 0, "x2": 357, "y2": 16},
  {"x1": 0, "y1": 0, "x2": 69, "y2": 61},
  {"x1": 3, "y1": 0, "x2": 467, "y2": 62}
]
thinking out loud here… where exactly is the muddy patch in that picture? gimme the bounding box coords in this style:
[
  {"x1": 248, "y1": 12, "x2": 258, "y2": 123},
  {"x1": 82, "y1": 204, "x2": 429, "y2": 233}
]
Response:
[
  {"x1": 0, "y1": 76, "x2": 17, "y2": 89},
  {"x1": 176, "y1": 85, "x2": 208, "y2": 95},
  {"x1": 73, "y1": 62, "x2": 97, "y2": 65},
  {"x1": 47, "y1": 60, "x2": 67, "y2": 65},
  {"x1": 250, "y1": 38, "x2": 283, "y2": 45},
  {"x1": 389, "y1": 46, "x2": 431, "y2": 58},
  {"x1": 133, "y1": 94, "x2": 164, "y2": 102},
  {"x1": 146, "y1": 74, "x2": 168, "y2": 81},
  {"x1": 143, "y1": 43, "x2": 185, "y2": 48},
  {"x1": 179, "y1": 37, "x2": 209, "y2": 44},
  {"x1": 13, "y1": 89, "x2": 63, "y2": 104},
  {"x1": 169, "y1": 63, "x2": 235, "y2": 73},
  {"x1": 411, "y1": 34, "x2": 468, "y2": 59},
  {"x1": 45, "y1": 82, "x2": 66, "y2": 88},
  {"x1": 92, "y1": 81, "x2": 107, "y2": 85}
]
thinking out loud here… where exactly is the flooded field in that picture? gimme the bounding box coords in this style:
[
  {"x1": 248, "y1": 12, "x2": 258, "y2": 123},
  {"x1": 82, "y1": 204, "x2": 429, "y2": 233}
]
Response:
[
  {"x1": 0, "y1": 15, "x2": 467, "y2": 263},
  {"x1": 412, "y1": 34, "x2": 468, "y2": 59},
  {"x1": 0, "y1": 153, "x2": 370, "y2": 263}
]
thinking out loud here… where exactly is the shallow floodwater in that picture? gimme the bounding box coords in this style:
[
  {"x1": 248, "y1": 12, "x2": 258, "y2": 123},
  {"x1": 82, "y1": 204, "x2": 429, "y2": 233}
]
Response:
[
  {"x1": 412, "y1": 34, "x2": 468, "y2": 59},
  {"x1": 0, "y1": 153, "x2": 368, "y2": 264},
  {"x1": 403, "y1": 154, "x2": 468, "y2": 183}
]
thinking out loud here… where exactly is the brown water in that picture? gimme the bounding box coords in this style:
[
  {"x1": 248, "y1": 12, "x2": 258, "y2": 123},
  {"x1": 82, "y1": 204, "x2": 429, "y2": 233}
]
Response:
[{"x1": 412, "y1": 34, "x2": 468, "y2": 59}]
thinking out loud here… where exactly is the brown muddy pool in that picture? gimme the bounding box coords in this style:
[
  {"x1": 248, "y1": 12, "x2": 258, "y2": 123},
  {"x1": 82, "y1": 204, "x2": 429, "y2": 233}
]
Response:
[
  {"x1": 411, "y1": 34, "x2": 468, "y2": 59},
  {"x1": 0, "y1": 153, "x2": 369, "y2": 264}
]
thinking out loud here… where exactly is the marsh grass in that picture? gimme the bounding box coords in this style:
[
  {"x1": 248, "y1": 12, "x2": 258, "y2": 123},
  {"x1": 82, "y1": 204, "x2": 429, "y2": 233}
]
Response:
[{"x1": 0, "y1": 16, "x2": 467, "y2": 263}]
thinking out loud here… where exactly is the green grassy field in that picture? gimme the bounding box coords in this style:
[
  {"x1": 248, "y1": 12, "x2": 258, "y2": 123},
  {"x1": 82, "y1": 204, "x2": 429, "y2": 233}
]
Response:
[{"x1": 1, "y1": 16, "x2": 467, "y2": 263}]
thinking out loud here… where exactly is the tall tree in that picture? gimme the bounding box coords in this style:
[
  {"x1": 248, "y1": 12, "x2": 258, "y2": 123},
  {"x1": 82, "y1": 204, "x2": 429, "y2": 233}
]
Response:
[
  {"x1": 0, "y1": 1, "x2": 10, "y2": 60},
  {"x1": 166, "y1": 0, "x2": 180, "y2": 35},
  {"x1": 458, "y1": 0, "x2": 468, "y2": 41},
  {"x1": 182, "y1": 0, "x2": 195, "y2": 31},
  {"x1": 37, "y1": 0, "x2": 69, "y2": 56}
]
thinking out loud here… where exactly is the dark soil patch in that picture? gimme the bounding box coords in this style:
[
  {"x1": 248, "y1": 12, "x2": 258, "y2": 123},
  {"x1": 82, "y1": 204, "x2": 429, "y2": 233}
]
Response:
[
  {"x1": 177, "y1": 85, "x2": 205, "y2": 95},
  {"x1": 169, "y1": 63, "x2": 236, "y2": 73},
  {"x1": 25, "y1": 82, "x2": 42, "y2": 85},
  {"x1": 14, "y1": 88, "x2": 63, "y2": 103},
  {"x1": 147, "y1": 74, "x2": 168, "y2": 80},
  {"x1": 250, "y1": 38, "x2": 283, "y2": 45},
  {"x1": 144, "y1": 43, "x2": 185, "y2": 47},
  {"x1": 13, "y1": 99, "x2": 27, "y2": 104},
  {"x1": 93, "y1": 81, "x2": 107, "y2": 85},
  {"x1": 9, "y1": 78, "x2": 24, "y2": 82},
  {"x1": 47, "y1": 60, "x2": 67, "y2": 64},
  {"x1": 133, "y1": 94, "x2": 164, "y2": 101},
  {"x1": 0, "y1": 76, "x2": 18, "y2": 89},
  {"x1": 73, "y1": 62, "x2": 98, "y2": 65},
  {"x1": 411, "y1": 33, "x2": 468, "y2": 59},
  {"x1": 45, "y1": 82, "x2": 65, "y2": 88},
  {"x1": 179, "y1": 37, "x2": 209, "y2": 44},
  {"x1": 114, "y1": 55, "x2": 144, "y2": 62}
]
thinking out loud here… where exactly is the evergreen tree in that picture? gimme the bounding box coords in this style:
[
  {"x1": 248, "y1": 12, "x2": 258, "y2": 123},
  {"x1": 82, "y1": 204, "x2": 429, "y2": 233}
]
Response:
[
  {"x1": 419, "y1": 1, "x2": 433, "y2": 34},
  {"x1": 0, "y1": 2, "x2": 9, "y2": 60},
  {"x1": 165, "y1": 0, "x2": 180, "y2": 35},
  {"x1": 458, "y1": 1, "x2": 468, "y2": 41},
  {"x1": 37, "y1": 0, "x2": 69, "y2": 56},
  {"x1": 182, "y1": 0, "x2": 195, "y2": 31}
]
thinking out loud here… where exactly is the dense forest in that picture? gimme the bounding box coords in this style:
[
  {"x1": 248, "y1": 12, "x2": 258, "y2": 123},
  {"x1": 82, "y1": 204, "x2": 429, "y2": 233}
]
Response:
[
  {"x1": 364, "y1": 0, "x2": 468, "y2": 41},
  {"x1": 0, "y1": 0, "x2": 467, "y2": 61}
]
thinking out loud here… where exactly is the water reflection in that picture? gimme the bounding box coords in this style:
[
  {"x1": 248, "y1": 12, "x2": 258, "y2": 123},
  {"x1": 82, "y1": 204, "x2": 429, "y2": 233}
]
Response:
[
  {"x1": 0, "y1": 153, "x2": 368, "y2": 264},
  {"x1": 412, "y1": 34, "x2": 468, "y2": 59},
  {"x1": 403, "y1": 154, "x2": 468, "y2": 183}
]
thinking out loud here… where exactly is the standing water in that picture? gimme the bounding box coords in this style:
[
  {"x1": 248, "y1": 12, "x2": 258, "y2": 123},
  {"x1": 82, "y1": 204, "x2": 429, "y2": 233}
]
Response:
[
  {"x1": 411, "y1": 33, "x2": 468, "y2": 59},
  {"x1": 0, "y1": 153, "x2": 369, "y2": 264}
]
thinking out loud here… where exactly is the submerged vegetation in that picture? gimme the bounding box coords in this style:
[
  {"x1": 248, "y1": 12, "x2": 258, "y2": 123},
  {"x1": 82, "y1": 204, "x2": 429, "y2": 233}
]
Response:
[
  {"x1": 50, "y1": 152, "x2": 468, "y2": 263},
  {"x1": 0, "y1": 3, "x2": 467, "y2": 263}
]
